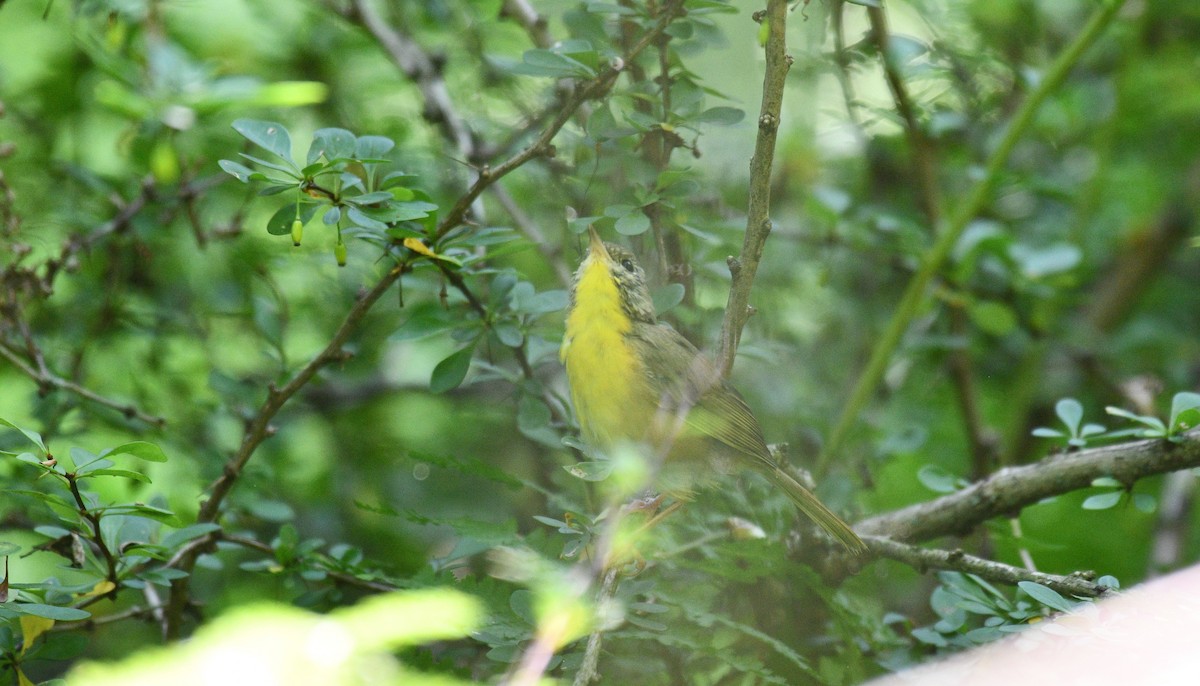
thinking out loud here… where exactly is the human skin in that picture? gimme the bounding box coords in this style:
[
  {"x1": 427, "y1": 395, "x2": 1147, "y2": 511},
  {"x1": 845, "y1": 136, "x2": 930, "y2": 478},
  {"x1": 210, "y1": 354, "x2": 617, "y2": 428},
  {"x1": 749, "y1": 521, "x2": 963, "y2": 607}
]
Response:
[{"x1": 868, "y1": 564, "x2": 1200, "y2": 685}]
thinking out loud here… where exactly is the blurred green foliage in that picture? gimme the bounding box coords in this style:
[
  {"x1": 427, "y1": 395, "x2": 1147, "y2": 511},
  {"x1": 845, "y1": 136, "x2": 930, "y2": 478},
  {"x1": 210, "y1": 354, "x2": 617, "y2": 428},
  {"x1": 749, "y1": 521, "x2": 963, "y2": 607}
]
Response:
[{"x1": 0, "y1": 0, "x2": 1198, "y2": 684}]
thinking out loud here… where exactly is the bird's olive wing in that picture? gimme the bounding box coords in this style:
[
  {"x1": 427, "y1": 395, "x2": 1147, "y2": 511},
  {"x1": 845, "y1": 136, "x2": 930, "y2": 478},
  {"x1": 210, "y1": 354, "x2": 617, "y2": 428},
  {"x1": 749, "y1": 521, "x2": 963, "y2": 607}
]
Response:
[{"x1": 629, "y1": 323, "x2": 772, "y2": 464}]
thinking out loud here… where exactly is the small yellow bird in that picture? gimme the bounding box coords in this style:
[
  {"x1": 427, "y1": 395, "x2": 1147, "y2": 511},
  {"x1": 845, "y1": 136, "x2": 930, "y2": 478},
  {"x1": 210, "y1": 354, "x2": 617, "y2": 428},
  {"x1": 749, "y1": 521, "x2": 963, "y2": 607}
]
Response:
[{"x1": 561, "y1": 228, "x2": 865, "y2": 553}]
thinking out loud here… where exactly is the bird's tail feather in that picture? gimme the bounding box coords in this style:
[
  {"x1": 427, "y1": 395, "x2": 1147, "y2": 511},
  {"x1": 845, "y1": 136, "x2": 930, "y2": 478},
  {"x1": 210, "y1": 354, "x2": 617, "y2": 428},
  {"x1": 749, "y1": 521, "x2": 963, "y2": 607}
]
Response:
[{"x1": 770, "y1": 467, "x2": 867, "y2": 554}]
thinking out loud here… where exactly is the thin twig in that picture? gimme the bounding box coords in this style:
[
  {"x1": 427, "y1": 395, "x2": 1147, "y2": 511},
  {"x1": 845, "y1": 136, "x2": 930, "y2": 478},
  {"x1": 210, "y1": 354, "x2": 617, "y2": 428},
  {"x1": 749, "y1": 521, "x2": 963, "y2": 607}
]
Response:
[
  {"x1": 867, "y1": 5, "x2": 942, "y2": 224},
  {"x1": 0, "y1": 341, "x2": 166, "y2": 427},
  {"x1": 716, "y1": 0, "x2": 790, "y2": 377},
  {"x1": 162, "y1": 262, "x2": 407, "y2": 639},
  {"x1": 65, "y1": 475, "x2": 119, "y2": 585},
  {"x1": 343, "y1": 0, "x2": 476, "y2": 162},
  {"x1": 864, "y1": 535, "x2": 1107, "y2": 598},
  {"x1": 220, "y1": 533, "x2": 401, "y2": 594},
  {"x1": 572, "y1": 567, "x2": 619, "y2": 686},
  {"x1": 819, "y1": 0, "x2": 1129, "y2": 469}
]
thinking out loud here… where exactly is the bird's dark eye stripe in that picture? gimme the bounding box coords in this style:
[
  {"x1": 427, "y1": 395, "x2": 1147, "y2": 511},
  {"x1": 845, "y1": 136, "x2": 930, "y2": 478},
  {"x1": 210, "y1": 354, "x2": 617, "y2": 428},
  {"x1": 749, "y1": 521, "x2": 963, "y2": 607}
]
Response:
[{"x1": 620, "y1": 259, "x2": 635, "y2": 272}]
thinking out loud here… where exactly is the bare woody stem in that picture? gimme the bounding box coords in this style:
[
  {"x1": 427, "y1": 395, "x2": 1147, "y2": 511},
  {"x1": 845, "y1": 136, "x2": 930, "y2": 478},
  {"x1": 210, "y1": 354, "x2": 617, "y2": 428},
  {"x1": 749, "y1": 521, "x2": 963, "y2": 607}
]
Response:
[
  {"x1": 717, "y1": 0, "x2": 789, "y2": 377},
  {"x1": 856, "y1": 429, "x2": 1200, "y2": 543},
  {"x1": 864, "y1": 535, "x2": 1108, "y2": 598}
]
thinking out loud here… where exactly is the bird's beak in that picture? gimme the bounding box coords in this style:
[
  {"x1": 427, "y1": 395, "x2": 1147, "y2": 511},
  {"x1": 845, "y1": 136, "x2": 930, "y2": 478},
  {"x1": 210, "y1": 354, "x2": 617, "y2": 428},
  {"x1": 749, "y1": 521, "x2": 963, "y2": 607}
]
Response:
[{"x1": 587, "y1": 226, "x2": 608, "y2": 260}]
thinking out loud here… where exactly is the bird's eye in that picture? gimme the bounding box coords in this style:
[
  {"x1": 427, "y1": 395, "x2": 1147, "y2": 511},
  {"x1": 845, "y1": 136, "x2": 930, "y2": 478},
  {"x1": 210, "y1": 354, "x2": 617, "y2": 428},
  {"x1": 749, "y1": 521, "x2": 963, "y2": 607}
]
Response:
[{"x1": 620, "y1": 259, "x2": 635, "y2": 272}]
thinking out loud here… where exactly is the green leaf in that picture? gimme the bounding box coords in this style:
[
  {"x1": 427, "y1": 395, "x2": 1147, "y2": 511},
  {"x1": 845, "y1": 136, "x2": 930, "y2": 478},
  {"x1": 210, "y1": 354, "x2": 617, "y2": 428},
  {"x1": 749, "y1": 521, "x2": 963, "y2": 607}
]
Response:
[
  {"x1": 968, "y1": 300, "x2": 1017, "y2": 336},
  {"x1": 355, "y1": 135, "x2": 395, "y2": 160},
  {"x1": 1081, "y1": 491, "x2": 1122, "y2": 510},
  {"x1": 102, "y1": 441, "x2": 169, "y2": 463},
  {"x1": 693, "y1": 106, "x2": 745, "y2": 126},
  {"x1": 916, "y1": 465, "x2": 959, "y2": 494},
  {"x1": 430, "y1": 345, "x2": 475, "y2": 393},
  {"x1": 1012, "y1": 242, "x2": 1082, "y2": 279},
  {"x1": 80, "y1": 469, "x2": 151, "y2": 483},
  {"x1": 492, "y1": 322, "x2": 523, "y2": 347},
  {"x1": 231, "y1": 119, "x2": 294, "y2": 165},
  {"x1": 0, "y1": 418, "x2": 47, "y2": 453},
  {"x1": 346, "y1": 191, "x2": 392, "y2": 205},
  {"x1": 218, "y1": 159, "x2": 258, "y2": 183},
  {"x1": 266, "y1": 203, "x2": 317, "y2": 236},
  {"x1": 161, "y1": 523, "x2": 222, "y2": 550},
  {"x1": 651, "y1": 283, "x2": 685, "y2": 314},
  {"x1": 615, "y1": 211, "x2": 651, "y2": 236},
  {"x1": 1054, "y1": 398, "x2": 1084, "y2": 435},
  {"x1": 307, "y1": 127, "x2": 356, "y2": 164},
  {"x1": 1170, "y1": 392, "x2": 1200, "y2": 429},
  {"x1": 511, "y1": 49, "x2": 596, "y2": 79},
  {"x1": 563, "y1": 461, "x2": 612, "y2": 481},
  {"x1": 13, "y1": 604, "x2": 91, "y2": 621},
  {"x1": 1017, "y1": 582, "x2": 1074, "y2": 613},
  {"x1": 108, "y1": 504, "x2": 183, "y2": 526}
]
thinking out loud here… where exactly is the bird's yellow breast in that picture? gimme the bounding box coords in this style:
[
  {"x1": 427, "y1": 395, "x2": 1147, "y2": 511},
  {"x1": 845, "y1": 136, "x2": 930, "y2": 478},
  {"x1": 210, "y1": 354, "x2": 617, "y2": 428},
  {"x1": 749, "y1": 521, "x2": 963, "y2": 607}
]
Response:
[{"x1": 561, "y1": 257, "x2": 652, "y2": 447}]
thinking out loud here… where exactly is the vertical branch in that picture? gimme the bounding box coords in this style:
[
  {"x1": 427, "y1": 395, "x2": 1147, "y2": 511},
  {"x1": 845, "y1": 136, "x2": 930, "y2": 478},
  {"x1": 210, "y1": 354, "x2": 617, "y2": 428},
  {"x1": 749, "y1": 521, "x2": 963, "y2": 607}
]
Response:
[
  {"x1": 867, "y1": 6, "x2": 942, "y2": 224},
  {"x1": 717, "y1": 0, "x2": 789, "y2": 377},
  {"x1": 818, "y1": 0, "x2": 1128, "y2": 470}
]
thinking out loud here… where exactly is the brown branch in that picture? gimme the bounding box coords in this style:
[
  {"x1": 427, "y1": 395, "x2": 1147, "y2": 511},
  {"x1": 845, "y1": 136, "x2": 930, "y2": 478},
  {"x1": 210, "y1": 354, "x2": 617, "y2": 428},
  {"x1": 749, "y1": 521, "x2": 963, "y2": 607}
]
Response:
[
  {"x1": 864, "y1": 535, "x2": 1108, "y2": 598},
  {"x1": 342, "y1": 0, "x2": 477, "y2": 163},
  {"x1": 65, "y1": 474, "x2": 119, "y2": 585},
  {"x1": 0, "y1": 341, "x2": 166, "y2": 427},
  {"x1": 716, "y1": 1, "x2": 789, "y2": 376},
  {"x1": 856, "y1": 430, "x2": 1200, "y2": 543}
]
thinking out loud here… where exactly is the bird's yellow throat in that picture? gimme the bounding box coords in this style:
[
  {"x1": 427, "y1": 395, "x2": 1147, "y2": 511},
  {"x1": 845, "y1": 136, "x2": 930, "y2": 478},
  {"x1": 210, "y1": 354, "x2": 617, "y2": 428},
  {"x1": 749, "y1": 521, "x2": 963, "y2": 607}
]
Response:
[{"x1": 561, "y1": 234, "x2": 647, "y2": 447}]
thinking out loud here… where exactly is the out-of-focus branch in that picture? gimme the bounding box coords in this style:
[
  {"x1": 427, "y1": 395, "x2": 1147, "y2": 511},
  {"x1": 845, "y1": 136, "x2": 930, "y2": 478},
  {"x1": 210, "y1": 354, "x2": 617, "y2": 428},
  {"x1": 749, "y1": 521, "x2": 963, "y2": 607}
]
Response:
[
  {"x1": 489, "y1": 184, "x2": 571, "y2": 286},
  {"x1": 867, "y1": 5, "x2": 942, "y2": 224},
  {"x1": 856, "y1": 429, "x2": 1200, "y2": 543},
  {"x1": 0, "y1": 341, "x2": 166, "y2": 427},
  {"x1": 501, "y1": 0, "x2": 552, "y2": 48},
  {"x1": 717, "y1": 1, "x2": 789, "y2": 377},
  {"x1": 819, "y1": 0, "x2": 1128, "y2": 469},
  {"x1": 864, "y1": 535, "x2": 1108, "y2": 598},
  {"x1": 342, "y1": 0, "x2": 477, "y2": 162}
]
